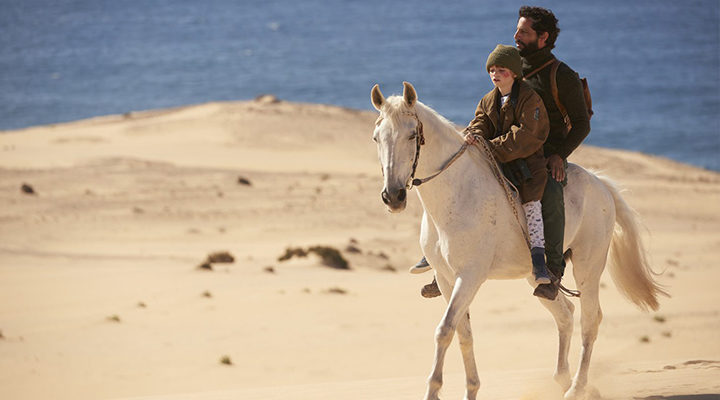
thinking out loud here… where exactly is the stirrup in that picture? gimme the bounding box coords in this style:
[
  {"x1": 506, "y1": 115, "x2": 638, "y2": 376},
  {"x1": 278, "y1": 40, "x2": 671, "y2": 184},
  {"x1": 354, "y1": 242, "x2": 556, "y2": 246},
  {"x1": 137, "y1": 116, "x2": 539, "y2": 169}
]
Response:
[{"x1": 548, "y1": 270, "x2": 581, "y2": 298}]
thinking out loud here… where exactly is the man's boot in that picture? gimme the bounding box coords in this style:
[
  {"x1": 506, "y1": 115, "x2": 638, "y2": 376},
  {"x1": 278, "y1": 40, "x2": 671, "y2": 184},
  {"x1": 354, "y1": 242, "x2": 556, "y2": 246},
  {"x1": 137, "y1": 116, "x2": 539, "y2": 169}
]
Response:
[
  {"x1": 421, "y1": 277, "x2": 442, "y2": 298},
  {"x1": 409, "y1": 256, "x2": 431, "y2": 274},
  {"x1": 533, "y1": 281, "x2": 559, "y2": 301},
  {"x1": 534, "y1": 266, "x2": 560, "y2": 300}
]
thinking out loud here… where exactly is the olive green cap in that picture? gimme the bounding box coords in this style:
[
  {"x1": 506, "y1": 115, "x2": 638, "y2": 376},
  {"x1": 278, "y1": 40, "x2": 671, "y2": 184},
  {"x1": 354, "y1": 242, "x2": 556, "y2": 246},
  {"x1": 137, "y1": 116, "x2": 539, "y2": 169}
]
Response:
[{"x1": 486, "y1": 44, "x2": 522, "y2": 79}]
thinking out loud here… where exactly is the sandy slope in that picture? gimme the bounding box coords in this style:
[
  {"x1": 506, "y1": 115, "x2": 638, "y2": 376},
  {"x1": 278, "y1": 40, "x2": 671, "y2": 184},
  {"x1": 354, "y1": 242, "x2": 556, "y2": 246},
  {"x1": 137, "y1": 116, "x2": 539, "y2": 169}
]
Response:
[{"x1": 0, "y1": 98, "x2": 719, "y2": 400}]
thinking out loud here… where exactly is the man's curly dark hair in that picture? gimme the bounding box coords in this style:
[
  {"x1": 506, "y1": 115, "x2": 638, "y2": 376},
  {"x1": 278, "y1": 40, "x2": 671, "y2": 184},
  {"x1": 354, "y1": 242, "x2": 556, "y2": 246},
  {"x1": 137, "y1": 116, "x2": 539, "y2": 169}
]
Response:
[{"x1": 518, "y1": 6, "x2": 561, "y2": 50}]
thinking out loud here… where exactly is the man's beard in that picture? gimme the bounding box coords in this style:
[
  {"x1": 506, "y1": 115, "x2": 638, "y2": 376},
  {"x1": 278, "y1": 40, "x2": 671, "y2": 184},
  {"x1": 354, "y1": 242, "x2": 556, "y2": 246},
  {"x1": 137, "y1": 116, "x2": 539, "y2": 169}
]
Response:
[{"x1": 516, "y1": 38, "x2": 540, "y2": 57}]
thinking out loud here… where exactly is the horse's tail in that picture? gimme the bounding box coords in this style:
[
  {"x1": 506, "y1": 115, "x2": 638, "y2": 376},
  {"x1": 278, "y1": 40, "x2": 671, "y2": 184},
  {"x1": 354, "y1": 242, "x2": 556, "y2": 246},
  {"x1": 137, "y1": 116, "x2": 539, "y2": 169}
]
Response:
[{"x1": 598, "y1": 175, "x2": 669, "y2": 311}]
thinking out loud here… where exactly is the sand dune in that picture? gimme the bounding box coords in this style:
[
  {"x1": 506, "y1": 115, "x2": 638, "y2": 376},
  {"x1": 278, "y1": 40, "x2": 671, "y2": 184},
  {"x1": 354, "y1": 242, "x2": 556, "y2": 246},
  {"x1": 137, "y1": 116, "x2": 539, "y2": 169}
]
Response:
[{"x1": 1, "y1": 98, "x2": 718, "y2": 399}]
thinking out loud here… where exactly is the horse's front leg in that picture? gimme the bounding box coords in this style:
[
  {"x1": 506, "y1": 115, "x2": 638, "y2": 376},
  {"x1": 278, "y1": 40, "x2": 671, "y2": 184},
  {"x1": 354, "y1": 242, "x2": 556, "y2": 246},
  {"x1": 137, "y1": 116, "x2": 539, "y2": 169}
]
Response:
[
  {"x1": 457, "y1": 311, "x2": 480, "y2": 400},
  {"x1": 435, "y1": 275, "x2": 480, "y2": 400},
  {"x1": 425, "y1": 273, "x2": 484, "y2": 400}
]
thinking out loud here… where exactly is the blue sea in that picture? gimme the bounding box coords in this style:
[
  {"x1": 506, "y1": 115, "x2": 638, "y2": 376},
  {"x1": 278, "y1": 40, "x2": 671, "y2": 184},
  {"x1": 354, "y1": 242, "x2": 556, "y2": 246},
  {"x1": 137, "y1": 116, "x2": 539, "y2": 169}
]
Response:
[{"x1": 1, "y1": 0, "x2": 719, "y2": 171}]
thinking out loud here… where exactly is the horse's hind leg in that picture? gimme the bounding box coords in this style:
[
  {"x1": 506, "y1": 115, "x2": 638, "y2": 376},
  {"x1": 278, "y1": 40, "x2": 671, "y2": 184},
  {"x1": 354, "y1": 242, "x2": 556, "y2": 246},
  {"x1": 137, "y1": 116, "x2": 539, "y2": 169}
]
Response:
[
  {"x1": 533, "y1": 279, "x2": 575, "y2": 391},
  {"x1": 564, "y1": 257, "x2": 604, "y2": 400},
  {"x1": 425, "y1": 273, "x2": 484, "y2": 400}
]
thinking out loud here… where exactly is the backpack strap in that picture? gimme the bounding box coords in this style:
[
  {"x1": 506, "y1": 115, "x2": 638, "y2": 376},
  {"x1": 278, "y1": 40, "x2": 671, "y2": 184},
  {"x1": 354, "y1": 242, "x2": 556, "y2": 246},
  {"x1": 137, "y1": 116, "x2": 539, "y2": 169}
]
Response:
[
  {"x1": 523, "y1": 58, "x2": 554, "y2": 80},
  {"x1": 550, "y1": 59, "x2": 572, "y2": 132},
  {"x1": 522, "y1": 57, "x2": 574, "y2": 133}
]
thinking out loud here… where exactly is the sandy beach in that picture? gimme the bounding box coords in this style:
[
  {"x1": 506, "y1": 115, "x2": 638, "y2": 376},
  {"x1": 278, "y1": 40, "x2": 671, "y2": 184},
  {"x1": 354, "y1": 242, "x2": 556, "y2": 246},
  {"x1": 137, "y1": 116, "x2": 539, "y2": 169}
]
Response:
[{"x1": 1, "y1": 97, "x2": 719, "y2": 400}]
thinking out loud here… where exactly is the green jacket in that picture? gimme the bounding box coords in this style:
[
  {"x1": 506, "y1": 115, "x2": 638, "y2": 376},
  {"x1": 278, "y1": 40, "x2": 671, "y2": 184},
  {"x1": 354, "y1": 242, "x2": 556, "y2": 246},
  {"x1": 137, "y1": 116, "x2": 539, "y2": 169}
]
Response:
[{"x1": 521, "y1": 47, "x2": 590, "y2": 159}]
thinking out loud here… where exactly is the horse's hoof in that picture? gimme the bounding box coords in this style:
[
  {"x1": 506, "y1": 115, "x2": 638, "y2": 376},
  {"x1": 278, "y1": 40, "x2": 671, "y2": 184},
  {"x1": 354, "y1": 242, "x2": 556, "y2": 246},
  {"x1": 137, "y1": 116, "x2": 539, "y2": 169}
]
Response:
[
  {"x1": 565, "y1": 384, "x2": 602, "y2": 400},
  {"x1": 564, "y1": 385, "x2": 583, "y2": 400},
  {"x1": 554, "y1": 370, "x2": 571, "y2": 391}
]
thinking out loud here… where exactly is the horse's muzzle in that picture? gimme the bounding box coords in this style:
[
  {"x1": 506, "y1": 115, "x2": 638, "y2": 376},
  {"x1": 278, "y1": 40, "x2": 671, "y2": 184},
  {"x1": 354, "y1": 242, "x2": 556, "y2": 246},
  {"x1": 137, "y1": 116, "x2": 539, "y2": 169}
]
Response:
[{"x1": 381, "y1": 187, "x2": 407, "y2": 212}]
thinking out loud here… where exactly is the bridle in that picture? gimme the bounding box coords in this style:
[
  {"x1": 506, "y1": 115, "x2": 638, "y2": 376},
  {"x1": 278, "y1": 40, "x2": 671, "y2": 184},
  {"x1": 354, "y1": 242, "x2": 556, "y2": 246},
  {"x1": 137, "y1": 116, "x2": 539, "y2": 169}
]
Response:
[
  {"x1": 400, "y1": 110, "x2": 469, "y2": 190},
  {"x1": 402, "y1": 110, "x2": 425, "y2": 189}
]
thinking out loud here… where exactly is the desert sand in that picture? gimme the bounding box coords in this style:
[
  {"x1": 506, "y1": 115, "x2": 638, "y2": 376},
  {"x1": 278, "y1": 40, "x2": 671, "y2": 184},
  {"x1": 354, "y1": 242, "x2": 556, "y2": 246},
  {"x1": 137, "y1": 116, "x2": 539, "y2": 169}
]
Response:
[{"x1": 0, "y1": 97, "x2": 719, "y2": 400}]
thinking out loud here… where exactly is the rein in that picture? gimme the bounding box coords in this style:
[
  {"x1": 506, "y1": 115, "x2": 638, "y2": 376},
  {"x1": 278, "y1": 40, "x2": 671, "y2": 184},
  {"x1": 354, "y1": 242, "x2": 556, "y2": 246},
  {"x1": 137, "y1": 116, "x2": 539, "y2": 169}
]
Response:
[
  {"x1": 402, "y1": 110, "x2": 469, "y2": 190},
  {"x1": 474, "y1": 137, "x2": 533, "y2": 250}
]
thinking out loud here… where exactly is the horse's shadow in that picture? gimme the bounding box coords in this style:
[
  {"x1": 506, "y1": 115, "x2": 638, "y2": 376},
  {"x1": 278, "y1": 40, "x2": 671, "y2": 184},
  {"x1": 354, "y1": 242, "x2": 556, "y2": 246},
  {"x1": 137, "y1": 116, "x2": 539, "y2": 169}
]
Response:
[{"x1": 635, "y1": 395, "x2": 720, "y2": 400}]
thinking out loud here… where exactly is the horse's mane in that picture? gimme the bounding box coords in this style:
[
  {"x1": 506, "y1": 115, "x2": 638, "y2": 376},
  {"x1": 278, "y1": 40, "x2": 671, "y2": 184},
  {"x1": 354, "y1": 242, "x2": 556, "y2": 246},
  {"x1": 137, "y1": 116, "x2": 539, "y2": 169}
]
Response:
[{"x1": 382, "y1": 96, "x2": 465, "y2": 142}]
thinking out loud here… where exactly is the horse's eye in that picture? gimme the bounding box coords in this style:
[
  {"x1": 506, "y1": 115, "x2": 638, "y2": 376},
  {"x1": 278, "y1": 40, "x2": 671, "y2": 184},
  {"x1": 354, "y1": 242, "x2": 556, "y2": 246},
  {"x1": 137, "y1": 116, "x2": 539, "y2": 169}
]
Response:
[
  {"x1": 372, "y1": 135, "x2": 378, "y2": 143},
  {"x1": 409, "y1": 131, "x2": 417, "y2": 140}
]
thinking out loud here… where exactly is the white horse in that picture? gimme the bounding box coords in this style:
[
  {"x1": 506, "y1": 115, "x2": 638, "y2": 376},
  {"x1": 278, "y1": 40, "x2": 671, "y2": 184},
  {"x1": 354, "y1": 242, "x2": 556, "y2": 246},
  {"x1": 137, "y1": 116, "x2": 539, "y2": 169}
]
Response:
[{"x1": 370, "y1": 82, "x2": 667, "y2": 400}]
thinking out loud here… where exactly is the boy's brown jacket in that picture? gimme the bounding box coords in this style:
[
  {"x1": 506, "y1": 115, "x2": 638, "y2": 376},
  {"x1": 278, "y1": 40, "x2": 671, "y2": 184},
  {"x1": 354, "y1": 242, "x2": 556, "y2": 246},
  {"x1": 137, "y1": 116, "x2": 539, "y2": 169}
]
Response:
[{"x1": 464, "y1": 79, "x2": 549, "y2": 201}]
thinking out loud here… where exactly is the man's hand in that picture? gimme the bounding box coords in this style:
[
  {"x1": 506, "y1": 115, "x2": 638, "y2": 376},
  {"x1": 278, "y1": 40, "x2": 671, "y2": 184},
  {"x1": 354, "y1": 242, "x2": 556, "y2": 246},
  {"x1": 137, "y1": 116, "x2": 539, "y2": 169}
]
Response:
[{"x1": 547, "y1": 154, "x2": 565, "y2": 182}]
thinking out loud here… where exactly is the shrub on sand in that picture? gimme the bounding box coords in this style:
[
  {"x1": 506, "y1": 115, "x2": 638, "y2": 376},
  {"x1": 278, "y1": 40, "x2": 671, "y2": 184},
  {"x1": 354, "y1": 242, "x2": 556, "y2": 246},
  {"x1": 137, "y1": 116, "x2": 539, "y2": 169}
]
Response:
[
  {"x1": 325, "y1": 287, "x2": 348, "y2": 295},
  {"x1": 278, "y1": 245, "x2": 350, "y2": 270},
  {"x1": 344, "y1": 244, "x2": 361, "y2": 254},
  {"x1": 381, "y1": 264, "x2": 397, "y2": 272},
  {"x1": 278, "y1": 247, "x2": 308, "y2": 261},
  {"x1": 207, "y1": 251, "x2": 235, "y2": 263},
  {"x1": 197, "y1": 262, "x2": 213, "y2": 271},
  {"x1": 21, "y1": 183, "x2": 36, "y2": 195},
  {"x1": 308, "y1": 246, "x2": 349, "y2": 270}
]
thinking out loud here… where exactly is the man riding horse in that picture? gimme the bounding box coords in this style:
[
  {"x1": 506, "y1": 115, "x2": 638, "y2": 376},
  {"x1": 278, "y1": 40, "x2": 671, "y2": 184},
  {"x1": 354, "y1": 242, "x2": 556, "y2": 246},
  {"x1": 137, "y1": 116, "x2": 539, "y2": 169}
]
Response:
[{"x1": 413, "y1": 6, "x2": 591, "y2": 301}]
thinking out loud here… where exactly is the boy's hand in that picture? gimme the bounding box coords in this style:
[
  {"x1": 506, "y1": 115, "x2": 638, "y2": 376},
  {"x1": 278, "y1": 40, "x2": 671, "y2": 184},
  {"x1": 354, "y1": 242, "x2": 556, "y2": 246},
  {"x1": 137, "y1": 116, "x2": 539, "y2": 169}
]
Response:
[{"x1": 464, "y1": 133, "x2": 480, "y2": 145}]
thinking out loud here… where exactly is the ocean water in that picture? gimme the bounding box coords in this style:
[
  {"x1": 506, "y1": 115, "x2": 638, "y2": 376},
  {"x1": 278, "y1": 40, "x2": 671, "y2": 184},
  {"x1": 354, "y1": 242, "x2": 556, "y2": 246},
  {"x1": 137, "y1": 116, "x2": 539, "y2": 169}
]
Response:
[{"x1": 1, "y1": 0, "x2": 718, "y2": 171}]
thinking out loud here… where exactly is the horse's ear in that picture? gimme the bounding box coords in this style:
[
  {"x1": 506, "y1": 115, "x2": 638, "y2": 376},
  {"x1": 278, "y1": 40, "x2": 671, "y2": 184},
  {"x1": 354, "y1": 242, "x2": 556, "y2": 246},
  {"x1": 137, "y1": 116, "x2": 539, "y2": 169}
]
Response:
[
  {"x1": 403, "y1": 81, "x2": 417, "y2": 107},
  {"x1": 371, "y1": 84, "x2": 385, "y2": 111}
]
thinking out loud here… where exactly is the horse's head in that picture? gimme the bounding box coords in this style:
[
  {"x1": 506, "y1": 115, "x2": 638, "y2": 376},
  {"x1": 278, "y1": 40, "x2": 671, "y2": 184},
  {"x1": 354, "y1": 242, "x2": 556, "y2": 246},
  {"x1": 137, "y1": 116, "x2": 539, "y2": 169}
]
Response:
[{"x1": 370, "y1": 81, "x2": 422, "y2": 213}]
